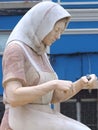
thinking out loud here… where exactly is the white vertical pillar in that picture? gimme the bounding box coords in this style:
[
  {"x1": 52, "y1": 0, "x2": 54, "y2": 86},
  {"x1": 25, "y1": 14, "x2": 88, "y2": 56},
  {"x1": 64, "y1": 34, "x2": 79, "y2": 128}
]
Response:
[{"x1": 76, "y1": 101, "x2": 81, "y2": 122}]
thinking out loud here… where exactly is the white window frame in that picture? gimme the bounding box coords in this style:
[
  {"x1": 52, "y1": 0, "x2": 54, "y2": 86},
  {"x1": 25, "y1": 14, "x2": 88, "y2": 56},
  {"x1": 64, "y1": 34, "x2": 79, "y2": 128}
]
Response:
[{"x1": 0, "y1": 30, "x2": 11, "y2": 55}]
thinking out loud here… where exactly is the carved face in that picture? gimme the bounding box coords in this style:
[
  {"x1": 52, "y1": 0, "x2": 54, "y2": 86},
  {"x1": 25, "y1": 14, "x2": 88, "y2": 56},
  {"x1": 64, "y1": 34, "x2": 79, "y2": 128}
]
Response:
[{"x1": 42, "y1": 19, "x2": 67, "y2": 46}]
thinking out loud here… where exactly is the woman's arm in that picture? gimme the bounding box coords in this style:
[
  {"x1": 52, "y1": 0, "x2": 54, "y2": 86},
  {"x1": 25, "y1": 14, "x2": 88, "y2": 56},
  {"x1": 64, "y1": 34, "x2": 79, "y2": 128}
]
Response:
[
  {"x1": 51, "y1": 74, "x2": 97, "y2": 103},
  {"x1": 5, "y1": 79, "x2": 71, "y2": 107}
]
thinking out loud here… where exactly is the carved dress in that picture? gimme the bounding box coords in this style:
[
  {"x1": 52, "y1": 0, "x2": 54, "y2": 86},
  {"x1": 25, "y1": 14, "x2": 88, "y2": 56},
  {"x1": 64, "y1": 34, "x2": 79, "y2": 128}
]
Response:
[{"x1": 1, "y1": 42, "x2": 91, "y2": 130}]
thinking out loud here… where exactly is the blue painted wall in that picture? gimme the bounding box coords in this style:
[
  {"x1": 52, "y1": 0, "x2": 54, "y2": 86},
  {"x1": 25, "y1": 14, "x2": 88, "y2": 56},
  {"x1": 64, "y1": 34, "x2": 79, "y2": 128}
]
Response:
[
  {"x1": 0, "y1": 16, "x2": 22, "y2": 30},
  {"x1": 64, "y1": 0, "x2": 98, "y2": 1},
  {"x1": 53, "y1": 0, "x2": 98, "y2": 9},
  {"x1": 0, "y1": 56, "x2": 3, "y2": 95},
  {"x1": 0, "y1": 0, "x2": 25, "y2": 1},
  {"x1": 50, "y1": 33, "x2": 98, "y2": 82},
  {"x1": 50, "y1": 53, "x2": 98, "y2": 81},
  {"x1": 50, "y1": 34, "x2": 98, "y2": 54}
]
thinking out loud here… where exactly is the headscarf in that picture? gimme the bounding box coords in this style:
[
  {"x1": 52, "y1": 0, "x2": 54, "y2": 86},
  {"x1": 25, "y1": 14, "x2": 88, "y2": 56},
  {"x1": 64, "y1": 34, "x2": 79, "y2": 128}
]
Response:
[{"x1": 6, "y1": 1, "x2": 71, "y2": 55}]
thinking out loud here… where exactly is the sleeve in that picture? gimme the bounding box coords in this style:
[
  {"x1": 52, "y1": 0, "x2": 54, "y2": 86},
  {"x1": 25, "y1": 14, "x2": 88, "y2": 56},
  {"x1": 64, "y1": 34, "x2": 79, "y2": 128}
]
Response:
[{"x1": 2, "y1": 44, "x2": 27, "y2": 87}]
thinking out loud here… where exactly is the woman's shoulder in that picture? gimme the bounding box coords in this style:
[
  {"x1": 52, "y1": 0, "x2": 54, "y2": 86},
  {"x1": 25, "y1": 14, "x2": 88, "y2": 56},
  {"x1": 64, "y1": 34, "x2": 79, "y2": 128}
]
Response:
[{"x1": 3, "y1": 42, "x2": 26, "y2": 58}]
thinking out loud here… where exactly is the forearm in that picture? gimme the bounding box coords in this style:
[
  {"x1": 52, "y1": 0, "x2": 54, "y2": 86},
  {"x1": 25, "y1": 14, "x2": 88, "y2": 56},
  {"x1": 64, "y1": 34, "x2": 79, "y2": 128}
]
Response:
[{"x1": 5, "y1": 80, "x2": 57, "y2": 107}]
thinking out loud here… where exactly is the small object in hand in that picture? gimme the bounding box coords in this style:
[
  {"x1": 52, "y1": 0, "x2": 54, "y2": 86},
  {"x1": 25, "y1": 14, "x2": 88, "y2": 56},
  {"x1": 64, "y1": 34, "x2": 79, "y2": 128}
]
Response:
[{"x1": 86, "y1": 74, "x2": 91, "y2": 81}]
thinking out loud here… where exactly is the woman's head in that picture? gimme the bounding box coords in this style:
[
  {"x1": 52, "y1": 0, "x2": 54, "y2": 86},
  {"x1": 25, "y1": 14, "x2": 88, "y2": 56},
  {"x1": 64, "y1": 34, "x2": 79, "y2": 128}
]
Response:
[
  {"x1": 42, "y1": 18, "x2": 70, "y2": 46},
  {"x1": 6, "y1": 1, "x2": 71, "y2": 54},
  {"x1": 34, "y1": 3, "x2": 71, "y2": 44}
]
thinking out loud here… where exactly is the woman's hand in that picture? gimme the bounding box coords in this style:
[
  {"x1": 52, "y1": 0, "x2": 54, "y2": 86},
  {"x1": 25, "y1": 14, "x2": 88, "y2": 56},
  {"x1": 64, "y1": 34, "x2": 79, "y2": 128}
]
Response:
[
  {"x1": 54, "y1": 79, "x2": 73, "y2": 92},
  {"x1": 74, "y1": 74, "x2": 97, "y2": 89},
  {"x1": 52, "y1": 74, "x2": 97, "y2": 103},
  {"x1": 86, "y1": 74, "x2": 97, "y2": 89},
  {"x1": 51, "y1": 80, "x2": 73, "y2": 103}
]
